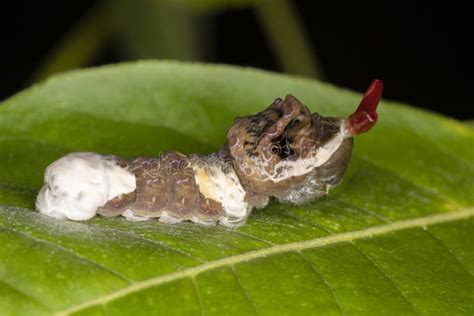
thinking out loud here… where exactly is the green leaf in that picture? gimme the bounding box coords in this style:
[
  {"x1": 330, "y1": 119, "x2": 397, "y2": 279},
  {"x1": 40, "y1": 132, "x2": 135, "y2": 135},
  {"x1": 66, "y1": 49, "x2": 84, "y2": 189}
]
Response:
[
  {"x1": 254, "y1": 0, "x2": 323, "y2": 79},
  {"x1": 0, "y1": 62, "x2": 473, "y2": 315}
]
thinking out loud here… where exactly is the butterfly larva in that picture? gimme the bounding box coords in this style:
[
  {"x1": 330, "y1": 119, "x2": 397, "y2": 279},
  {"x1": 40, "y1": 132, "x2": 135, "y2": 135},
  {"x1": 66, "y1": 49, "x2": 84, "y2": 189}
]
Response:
[{"x1": 36, "y1": 80, "x2": 383, "y2": 227}]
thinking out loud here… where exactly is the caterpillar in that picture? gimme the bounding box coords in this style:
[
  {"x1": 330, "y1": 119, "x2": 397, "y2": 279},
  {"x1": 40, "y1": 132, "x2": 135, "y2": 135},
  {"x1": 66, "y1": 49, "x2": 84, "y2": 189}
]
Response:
[{"x1": 36, "y1": 80, "x2": 383, "y2": 227}]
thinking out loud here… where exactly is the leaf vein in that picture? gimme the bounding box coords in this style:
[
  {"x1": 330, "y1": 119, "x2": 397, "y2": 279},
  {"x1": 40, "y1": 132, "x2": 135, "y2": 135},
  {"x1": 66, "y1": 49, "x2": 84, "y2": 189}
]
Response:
[
  {"x1": 0, "y1": 226, "x2": 132, "y2": 283},
  {"x1": 86, "y1": 221, "x2": 204, "y2": 263},
  {"x1": 54, "y1": 207, "x2": 474, "y2": 316},
  {"x1": 425, "y1": 230, "x2": 473, "y2": 276},
  {"x1": 298, "y1": 251, "x2": 344, "y2": 315},
  {"x1": 351, "y1": 243, "x2": 420, "y2": 315},
  {"x1": 335, "y1": 199, "x2": 391, "y2": 223},
  {"x1": 232, "y1": 228, "x2": 275, "y2": 245},
  {"x1": 230, "y1": 266, "x2": 258, "y2": 315},
  {"x1": 357, "y1": 154, "x2": 460, "y2": 207},
  {"x1": 191, "y1": 276, "x2": 204, "y2": 316},
  {"x1": 0, "y1": 278, "x2": 51, "y2": 312}
]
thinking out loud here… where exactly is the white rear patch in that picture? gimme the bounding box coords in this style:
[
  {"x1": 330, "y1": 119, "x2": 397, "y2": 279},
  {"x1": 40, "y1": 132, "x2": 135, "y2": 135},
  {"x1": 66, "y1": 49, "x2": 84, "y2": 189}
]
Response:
[{"x1": 36, "y1": 152, "x2": 136, "y2": 221}]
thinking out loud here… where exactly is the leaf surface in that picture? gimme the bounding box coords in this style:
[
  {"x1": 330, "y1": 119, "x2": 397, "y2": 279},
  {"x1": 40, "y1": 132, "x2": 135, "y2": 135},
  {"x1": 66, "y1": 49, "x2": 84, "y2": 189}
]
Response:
[{"x1": 0, "y1": 62, "x2": 473, "y2": 315}]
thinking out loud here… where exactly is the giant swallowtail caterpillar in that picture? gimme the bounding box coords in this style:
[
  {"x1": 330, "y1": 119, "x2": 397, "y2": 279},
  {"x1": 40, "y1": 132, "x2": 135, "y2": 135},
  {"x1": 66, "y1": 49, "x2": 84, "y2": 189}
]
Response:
[{"x1": 36, "y1": 80, "x2": 383, "y2": 227}]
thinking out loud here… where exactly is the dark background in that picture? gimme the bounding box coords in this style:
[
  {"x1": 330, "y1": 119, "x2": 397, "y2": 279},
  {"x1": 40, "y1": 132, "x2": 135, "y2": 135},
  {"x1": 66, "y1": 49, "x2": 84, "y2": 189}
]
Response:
[{"x1": 1, "y1": 1, "x2": 472, "y2": 119}]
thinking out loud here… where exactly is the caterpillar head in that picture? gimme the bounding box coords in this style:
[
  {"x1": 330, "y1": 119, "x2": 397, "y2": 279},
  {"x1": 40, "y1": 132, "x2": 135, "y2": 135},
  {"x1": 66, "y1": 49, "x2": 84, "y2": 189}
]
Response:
[{"x1": 226, "y1": 80, "x2": 383, "y2": 206}]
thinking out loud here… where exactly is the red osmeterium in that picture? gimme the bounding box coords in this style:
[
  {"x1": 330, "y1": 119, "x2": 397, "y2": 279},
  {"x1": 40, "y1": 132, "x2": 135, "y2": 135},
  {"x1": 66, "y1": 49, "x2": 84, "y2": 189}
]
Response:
[{"x1": 347, "y1": 79, "x2": 384, "y2": 136}]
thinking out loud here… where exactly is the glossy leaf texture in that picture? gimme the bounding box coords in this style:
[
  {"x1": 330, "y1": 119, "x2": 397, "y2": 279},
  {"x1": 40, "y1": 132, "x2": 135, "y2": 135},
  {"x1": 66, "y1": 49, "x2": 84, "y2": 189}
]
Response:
[{"x1": 0, "y1": 62, "x2": 473, "y2": 316}]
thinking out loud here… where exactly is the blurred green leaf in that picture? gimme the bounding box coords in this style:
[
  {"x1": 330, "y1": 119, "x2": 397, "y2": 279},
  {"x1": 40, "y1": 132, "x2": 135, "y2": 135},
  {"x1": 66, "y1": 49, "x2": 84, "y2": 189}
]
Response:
[
  {"x1": 157, "y1": 0, "x2": 259, "y2": 12},
  {"x1": 0, "y1": 62, "x2": 473, "y2": 315},
  {"x1": 32, "y1": 3, "x2": 112, "y2": 82},
  {"x1": 255, "y1": 0, "x2": 323, "y2": 79},
  {"x1": 32, "y1": 0, "x2": 323, "y2": 82},
  {"x1": 111, "y1": 0, "x2": 208, "y2": 61}
]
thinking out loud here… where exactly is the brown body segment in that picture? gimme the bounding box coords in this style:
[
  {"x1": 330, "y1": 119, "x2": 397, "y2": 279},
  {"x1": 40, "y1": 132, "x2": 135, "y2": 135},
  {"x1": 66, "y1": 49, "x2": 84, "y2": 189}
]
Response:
[
  {"x1": 161, "y1": 152, "x2": 200, "y2": 219},
  {"x1": 98, "y1": 152, "x2": 225, "y2": 222},
  {"x1": 129, "y1": 156, "x2": 170, "y2": 217}
]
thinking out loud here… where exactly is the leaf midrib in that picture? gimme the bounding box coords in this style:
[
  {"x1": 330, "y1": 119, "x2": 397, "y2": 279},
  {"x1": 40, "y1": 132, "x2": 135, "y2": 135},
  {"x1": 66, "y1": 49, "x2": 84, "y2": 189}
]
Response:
[{"x1": 55, "y1": 207, "x2": 474, "y2": 316}]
